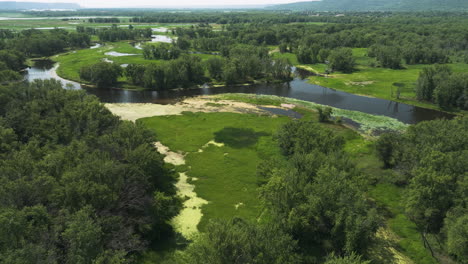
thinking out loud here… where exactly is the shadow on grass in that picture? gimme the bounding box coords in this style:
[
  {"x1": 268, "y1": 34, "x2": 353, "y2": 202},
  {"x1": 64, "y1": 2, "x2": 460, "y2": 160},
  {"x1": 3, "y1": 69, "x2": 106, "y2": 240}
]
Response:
[{"x1": 214, "y1": 127, "x2": 269, "y2": 148}]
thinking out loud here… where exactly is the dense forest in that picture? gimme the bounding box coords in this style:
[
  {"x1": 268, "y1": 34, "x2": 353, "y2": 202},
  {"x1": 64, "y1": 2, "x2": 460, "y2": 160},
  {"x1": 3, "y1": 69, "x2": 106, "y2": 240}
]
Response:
[
  {"x1": 376, "y1": 118, "x2": 468, "y2": 262},
  {"x1": 0, "y1": 80, "x2": 180, "y2": 262}
]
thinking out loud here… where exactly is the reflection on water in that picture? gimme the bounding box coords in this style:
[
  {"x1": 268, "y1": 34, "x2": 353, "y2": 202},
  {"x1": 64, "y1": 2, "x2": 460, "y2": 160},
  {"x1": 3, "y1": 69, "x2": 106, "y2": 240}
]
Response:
[
  {"x1": 24, "y1": 60, "x2": 454, "y2": 124},
  {"x1": 152, "y1": 27, "x2": 169, "y2": 32},
  {"x1": 151, "y1": 35, "x2": 174, "y2": 43},
  {"x1": 90, "y1": 43, "x2": 102, "y2": 49},
  {"x1": 105, "y1": 51, "x2": 137, "y2": 56},
  {"x1": 25, "y1": 60, "x2": 81, "y2": 90}
]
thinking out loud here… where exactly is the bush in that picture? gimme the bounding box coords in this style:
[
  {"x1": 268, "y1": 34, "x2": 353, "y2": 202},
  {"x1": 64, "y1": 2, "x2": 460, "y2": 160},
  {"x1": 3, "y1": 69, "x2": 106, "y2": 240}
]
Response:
[
  {"x1": 80, "y1": 62, "x2": 122, "y2": 88},
  {"x1": 329, "y1": 48, "x2": 355, "y2": 73}
]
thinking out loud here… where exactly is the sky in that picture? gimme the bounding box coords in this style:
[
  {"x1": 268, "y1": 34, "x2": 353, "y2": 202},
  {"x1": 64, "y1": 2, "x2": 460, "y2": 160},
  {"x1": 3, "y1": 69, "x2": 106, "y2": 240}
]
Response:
[{"x1": 6, "y1": 0, "x2": 311, "y2": 8}]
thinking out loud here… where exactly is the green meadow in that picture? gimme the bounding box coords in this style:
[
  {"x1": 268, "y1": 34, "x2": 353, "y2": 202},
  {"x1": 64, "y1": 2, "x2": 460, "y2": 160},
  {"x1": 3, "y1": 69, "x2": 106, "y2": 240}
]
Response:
[
  {"x1": 274, "y1": 48, "x2": 468, "y2": 111},
  {"x1": 54, "y1": 42, "x2": 147, "y2": 84},
  {"x1": 139, "y1": 112, "x2": 290, "y2": 230}
]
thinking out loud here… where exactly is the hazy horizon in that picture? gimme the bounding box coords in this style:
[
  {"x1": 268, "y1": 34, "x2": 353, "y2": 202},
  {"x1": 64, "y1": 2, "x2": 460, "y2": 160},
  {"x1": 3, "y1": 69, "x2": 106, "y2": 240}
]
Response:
[{"x1": 0, "y1": 0, "x2": 317, "y2": 8}]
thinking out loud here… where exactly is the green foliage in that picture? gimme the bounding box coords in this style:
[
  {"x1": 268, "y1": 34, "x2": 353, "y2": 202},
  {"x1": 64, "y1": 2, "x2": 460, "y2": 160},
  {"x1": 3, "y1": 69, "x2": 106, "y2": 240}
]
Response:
[
  {"x1": 0, "y1": 80, "x2": 180, "y2": 262},
  {"x1": 80, "y1": 62, "x2": 123, "y2": 88},
  {"x1": 142, "y1": 55, "x2": 205, "y2": 90},
  {"x1": 445, "y1": 212, "x2": 468, "y2": 263},
  {"x1": 434, "y1": 72, "x2": 468, "y2": 110},
  {"x1": 7, "y1": 29, "x2": 90, "y2": 56},
  {"x1": 329, "y1": 48, "x2": 355, "y2": 73},
  {"x1": 97, "y1": 26, "x2": 152, "y2": 42},
  {"x1": 205, "y1": 57, "x2": 224, "y2": 81},
  {"x1": 276, "y1": 120, "x2": 345, "y2": 156},
  {"x1": 62, "y1": 206, "x2": 103, "y2": 264},
  {"x1": 375, "y1": 132, "x2": 402, "y2": 169},
  {"x1": 262, "y1": 119, "x2": 379, "y2": 258},
  {"x1": 124, "y1": 63, "x2": 146, "y2": 86},
  {"x1": 296, "y1": 44, "x2": 320, "y2": 64},
  {"x1": 176, "y1": 37, "x2": 191, "y2": 50},
  {"x1": 369, "y1": 184, "x2": 438, "y2": 264},
  {"x1": 416, "y1": 64, "x2": 451, "y2": 101},
  {"x1": 376, "y1": 117, "x2": 468, "y2": 262},
  {"x1": 0, "y1": 69, "x2": 21, "y2": 83},
  {"x1": 0, "y1": 50, "x2": 25, "y2": 71},
  {"x1": 143, "y1": 43, "x2": 181, "y2": 60},
  {"x1": 405, "y1": 167, "x2": 456, "y2": 233},
  {"x1": 368, "y1": 45, "x2": 402, "y2": 69},
  {"x1": 324, "y1": 253, "x2": 370, "y2": 264},
  {"x1": 317, "y1": 106, "x2": 333, "y2": 122},
  {"x1": 176, "y1": 218, "x2": 301, "y2": 264}
]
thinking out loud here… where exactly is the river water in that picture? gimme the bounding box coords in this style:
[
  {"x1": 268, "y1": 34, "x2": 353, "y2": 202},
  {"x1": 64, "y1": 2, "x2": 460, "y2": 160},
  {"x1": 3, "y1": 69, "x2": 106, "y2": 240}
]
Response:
[{"x1": 25, "y1": 60, "x2": 453, "y2": 124}]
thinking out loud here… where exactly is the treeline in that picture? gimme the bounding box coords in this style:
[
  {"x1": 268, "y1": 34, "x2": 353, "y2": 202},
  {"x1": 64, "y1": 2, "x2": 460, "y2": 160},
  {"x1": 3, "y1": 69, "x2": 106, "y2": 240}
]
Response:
[
  {"x1": 83, "y1": 44, "x2": 292, "y2": 89},
  {"x1": 128, "y1": 12, "x2": 361, "y2": 24},
  {"x1": 172, "y1": 120, "x2": 379, "y2": 263},
  {"x1": 97, "y1": 26, "x2": 152, "y2": 42},
  {"x1": 0, "y1": 28, "x2": 93, "y2": 83},
  {"x1": 80, "y1": 61, "x2": 123, "y2": 87},
  {"x1": 416, "y1": 65, "x2": 468, "y2": 109},
  {"x1": 1, "y1": 28, "x2": 91, "y2": 57},
  {"x1": 294, "y1": 45, "x2": 355, "y2": 73},
  {"x1": 143, "y1": 43, "x2": 181, "y2": 60},
  {"x1": 0, "y1": 80, "x2": 181, "y2": 262},
  {"x1": 368, "y1": 44, "x2": 449, "y2": 69},
  {"x1": 76, "y1": 25, "x2": 97, "y2": 35},
  {"x1": 377, "y1": 117, "x2": 467, "y2": 263},
  {"x1": 159, "y1": 17, "x2": 467, "y2": 73},
  {"x1": 0, "y1": 29, "x2": 16, "y2": 39},
  {"x1": 88, "y1": 17, "x2": 120, "y2": 23},
  {"x1": 0, "y1": 49, "x2": 24, "y2": 83}
]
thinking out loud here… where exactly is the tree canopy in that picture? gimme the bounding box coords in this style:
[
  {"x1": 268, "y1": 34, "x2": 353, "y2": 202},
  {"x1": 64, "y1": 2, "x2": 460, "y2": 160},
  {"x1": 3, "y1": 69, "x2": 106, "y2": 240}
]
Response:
[{"x1": 0, "y1": 80, "x2": 181, "y2": 262}]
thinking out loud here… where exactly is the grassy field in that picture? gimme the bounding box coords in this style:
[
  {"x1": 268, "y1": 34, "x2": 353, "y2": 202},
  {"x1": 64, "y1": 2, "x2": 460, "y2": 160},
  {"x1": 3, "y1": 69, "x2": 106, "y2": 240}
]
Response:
[
  {"x1": 139, "y1": 112, "x2": 290, "y2": 230},
  {"x1": 54, "y1": 41, "x2": 147, "y2": 84},
  {"x1": 274, "y1": 48, "x2": 468, "y2": 112}
]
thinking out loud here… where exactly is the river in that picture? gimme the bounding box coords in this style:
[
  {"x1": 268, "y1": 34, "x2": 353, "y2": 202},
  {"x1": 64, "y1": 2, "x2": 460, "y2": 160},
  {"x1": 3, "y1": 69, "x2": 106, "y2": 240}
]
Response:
[{"x1": 25, "y1": 59, "x2": 453, "y2": 124}]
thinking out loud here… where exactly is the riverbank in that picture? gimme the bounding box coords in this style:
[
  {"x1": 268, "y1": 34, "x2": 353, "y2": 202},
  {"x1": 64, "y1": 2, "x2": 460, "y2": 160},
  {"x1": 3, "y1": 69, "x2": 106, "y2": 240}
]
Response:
[
  {"x1": 105, "y1": 97, "x2": 268, "y2": 121},
  {"x1": 51, "y1": 41, "x2": 291, "y2": 91},
  {"x1": 27, "y1": 57, "x2": 453, "y2": 125},
  {"x1": 106, "y1": 94, "x2": 408, "y2": 136},
  {"x1": 273, "y1": 49, "x2": 468, "y2": 114}
]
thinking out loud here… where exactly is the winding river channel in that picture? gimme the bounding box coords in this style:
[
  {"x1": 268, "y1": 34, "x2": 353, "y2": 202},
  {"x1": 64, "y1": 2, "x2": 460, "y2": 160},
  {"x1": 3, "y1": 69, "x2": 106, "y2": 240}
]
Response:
[{"x1": 25, "y1": 59, "x2": 453, "y2": 124}]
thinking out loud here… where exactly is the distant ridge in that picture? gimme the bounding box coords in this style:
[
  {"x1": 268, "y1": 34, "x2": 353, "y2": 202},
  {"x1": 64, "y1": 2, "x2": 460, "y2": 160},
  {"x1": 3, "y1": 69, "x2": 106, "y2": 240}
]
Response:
[
  {"x1": 268, "y1": 0, "x2": 468, "y2": 11},
  {"x1": 0, "y1": 1, "x2": 81, "y2": 10}
]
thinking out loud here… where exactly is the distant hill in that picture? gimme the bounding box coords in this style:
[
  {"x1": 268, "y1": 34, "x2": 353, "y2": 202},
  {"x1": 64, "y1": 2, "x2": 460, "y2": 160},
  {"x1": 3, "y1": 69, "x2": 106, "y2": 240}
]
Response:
[
  {"x1": 0, "y1": 1, "x2": 81, "y2": 10},
  {"x1": 268, "y1": 0, "x2": 468, "y2": 11}
]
